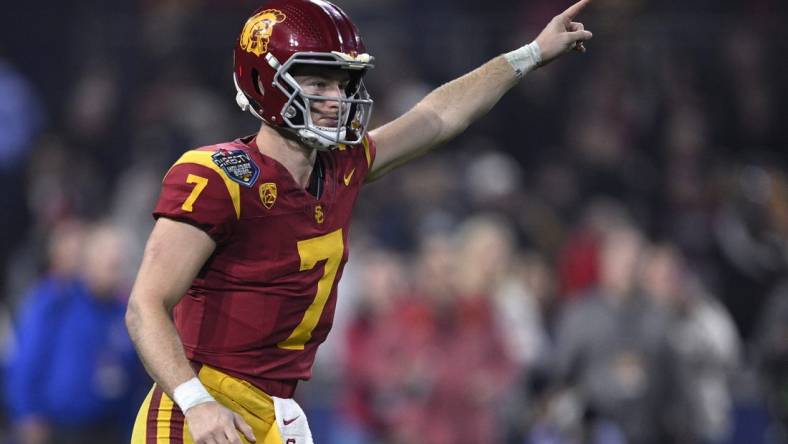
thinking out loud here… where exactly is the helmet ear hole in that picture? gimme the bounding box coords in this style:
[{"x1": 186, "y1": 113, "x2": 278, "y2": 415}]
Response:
[{"x1": 251, "y1": 69, "x2": 263, "y2": 96}]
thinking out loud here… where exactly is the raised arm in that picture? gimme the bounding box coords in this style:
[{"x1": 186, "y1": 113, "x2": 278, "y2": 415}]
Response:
[
  {"x1": 125, "y1": 217, "x2": 255, "y2": 443},
  {"x1": 367, "y1": 0, "x2": 593, "y2": 181}
]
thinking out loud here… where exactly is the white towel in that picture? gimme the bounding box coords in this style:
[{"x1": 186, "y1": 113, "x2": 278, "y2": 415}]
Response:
[{"x1": 272, "y1": 396, "x2": 314, "y2": 444}]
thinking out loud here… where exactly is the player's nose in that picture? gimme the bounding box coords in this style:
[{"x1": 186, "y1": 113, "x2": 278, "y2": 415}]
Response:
[{"x1": 323, "y1": 87, "x2": 342, "y2": 110}]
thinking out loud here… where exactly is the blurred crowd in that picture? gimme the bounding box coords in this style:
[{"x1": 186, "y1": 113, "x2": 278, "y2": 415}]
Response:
[{"x1": 1, "y1": 0, "x2": 787, "y2": 443}]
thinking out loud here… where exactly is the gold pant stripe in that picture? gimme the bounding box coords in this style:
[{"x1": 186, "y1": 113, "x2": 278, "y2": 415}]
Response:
[
  {"x1": 156, "y1": 393, "x2": 174, "y2": 443},
  {"x1": 131, "y1": 386, "x2": 155, "y2": 443}
]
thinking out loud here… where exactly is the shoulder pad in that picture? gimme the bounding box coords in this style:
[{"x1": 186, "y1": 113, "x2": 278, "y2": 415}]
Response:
[{"x1": 168, "y1": 149, "x2": 251, "y2": 219}]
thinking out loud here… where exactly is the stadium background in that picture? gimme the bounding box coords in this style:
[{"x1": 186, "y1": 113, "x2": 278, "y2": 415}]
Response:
[{"x1": 0, "y1": 0, "x2": 786, "y2": 443}]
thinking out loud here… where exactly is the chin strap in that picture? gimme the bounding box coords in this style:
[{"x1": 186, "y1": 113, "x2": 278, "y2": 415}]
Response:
[{"x1": 296, "y1": 127, "x2": 347, "y2": 151}]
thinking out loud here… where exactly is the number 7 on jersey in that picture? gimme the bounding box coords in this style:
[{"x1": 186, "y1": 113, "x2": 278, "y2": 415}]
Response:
[
  {"x1": 181, "y1": 174, "x2": 209, "y2": 212},
  {"x1": 278, "y1": 229, "x2": 344, "y2": 350}
]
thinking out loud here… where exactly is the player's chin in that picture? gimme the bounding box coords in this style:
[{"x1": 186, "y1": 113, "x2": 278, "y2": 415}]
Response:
[{"x1": 315, "y1": 118, "x2": 339, "y2": 127}]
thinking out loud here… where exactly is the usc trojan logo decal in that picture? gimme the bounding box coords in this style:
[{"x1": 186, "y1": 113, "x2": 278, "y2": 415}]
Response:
[
  {"x1": 259, "y1": 182, "x2": 277, "y2": 209},
  {"x1": 240, "y1": 9, "x2": 286, "y2": 57}
]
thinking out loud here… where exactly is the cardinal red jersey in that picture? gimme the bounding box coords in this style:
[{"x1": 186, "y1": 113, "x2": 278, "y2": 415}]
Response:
[{"x1": 153, "y1": 135, "x2": 376, "y2": 396}]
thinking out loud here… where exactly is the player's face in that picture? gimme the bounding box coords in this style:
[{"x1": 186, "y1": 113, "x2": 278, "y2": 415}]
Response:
[{"x1": 291, "y1": 66, "x2": 351, "y2": 128}]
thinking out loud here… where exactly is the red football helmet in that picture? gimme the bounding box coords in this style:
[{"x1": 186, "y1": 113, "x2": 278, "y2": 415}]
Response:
[{"x1": 233, "y1": 0, "x2": 374, "y2": 150}]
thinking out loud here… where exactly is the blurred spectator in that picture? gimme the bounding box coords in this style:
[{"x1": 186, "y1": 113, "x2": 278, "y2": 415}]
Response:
[
  {"x1": 641, "y1": 244, "x2": 741, "y2": 444},
  {"x1": 556, "y1": 198, "x2": 632, "y2": 300},
  {"x1": 342, "y1": 218, "x2": 517, "y2": 444},
  {"x1": 551, "y1": 224, "x2": 676, "y2": 444},
  {"x1": 3, "y1": 137, "x2": 106, "y2": 309},
  {"x1": 0, "y1": 57, "x2": 42, "y2": 293},
  {"x1": 340, "y1": 250, "x2": 410, "y2": 443},
  {"x1": 4, "y1": 222, "x2": 146, "y2": 444},
  {"x1": 0, "y1": 58, "x2": 42, "y2": 172},
  {"x1": 712, "y1": 165, "x2": 788, "y2": 339},
  {"x1": 444, "y1": 215, "x2": 520, "y2": 444},
  {"x1": 495, "y1": 250, "x2": 553, "y2": 373},
  {"x1": 341, "y1": 246, "x2": 439, "y2": 443},
  {"x1": 451, "y1": 215, "x2": 556, "y2": 443}
]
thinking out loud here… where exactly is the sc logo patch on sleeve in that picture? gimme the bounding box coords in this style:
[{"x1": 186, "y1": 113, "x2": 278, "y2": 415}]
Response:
[{"x1": 212, "y1": 149, "x2": 260, "y2": 187}]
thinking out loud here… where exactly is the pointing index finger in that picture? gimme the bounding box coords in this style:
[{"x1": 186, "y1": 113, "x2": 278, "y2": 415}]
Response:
[{"x1": 562, "y1": 0, "x2": 591, "y2": 20}]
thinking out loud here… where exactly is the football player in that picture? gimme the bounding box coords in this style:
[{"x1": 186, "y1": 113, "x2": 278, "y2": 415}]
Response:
[{"x1": 125, "y1": 0, "x2": 594, "y2": 443}]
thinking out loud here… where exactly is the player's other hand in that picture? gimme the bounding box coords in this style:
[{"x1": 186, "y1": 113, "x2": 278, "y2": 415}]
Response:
[
  {"x1": 185, "y1": 401, "x2": 256, "y2": 444},
  {"x1": 534, "y1": 0, "x2": 594, "y2": 66}
]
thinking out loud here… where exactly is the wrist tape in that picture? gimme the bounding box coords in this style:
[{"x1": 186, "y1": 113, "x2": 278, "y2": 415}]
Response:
[
  {"x1": 173, "y1": 377, "x2": 215, "y2": 412},
  {"x1": 504, "y1": 41, "x2": 542, "y2": 79}
]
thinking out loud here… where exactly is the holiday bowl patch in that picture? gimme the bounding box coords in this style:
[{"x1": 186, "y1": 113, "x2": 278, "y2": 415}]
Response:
[{"x1": 211, "y1": 149, "x2": 259, "y2": 187}]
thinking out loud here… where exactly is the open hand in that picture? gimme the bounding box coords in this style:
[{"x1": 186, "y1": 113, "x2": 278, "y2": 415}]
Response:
[
  {"x1": 534, "y1": 0, "x2": 594, "y2": 66},
  {"x1": 185, "y1": 401, "x2": 256, "y2": 444}
]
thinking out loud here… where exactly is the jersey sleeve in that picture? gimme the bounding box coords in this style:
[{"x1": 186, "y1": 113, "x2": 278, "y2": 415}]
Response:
[
  {"x1": 357, "y1": 133, "x2": 377, "y2": 182},
  {"x1": 153, "y1": 152, "x2": 240, "y2": 243}
]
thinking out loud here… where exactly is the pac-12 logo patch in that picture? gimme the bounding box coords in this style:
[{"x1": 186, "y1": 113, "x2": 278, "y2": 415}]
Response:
[
  {"x1": 259, "y1": 182, "x2": 277, "y2": 209},
  {"x1": 211, "y1": 149, "x2": 259, "y2": 187}
]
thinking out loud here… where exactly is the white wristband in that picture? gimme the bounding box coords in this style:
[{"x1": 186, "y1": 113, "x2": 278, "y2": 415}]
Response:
[
  {"x1": 504, "y1": 41, "x2": 542, "y2": 79},
  {"x1": 173, "y1": 377, "x2": 215, "y2": 413}
]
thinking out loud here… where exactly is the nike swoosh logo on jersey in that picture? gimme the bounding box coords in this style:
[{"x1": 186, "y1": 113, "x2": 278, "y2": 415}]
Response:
[
  {"x1": 283, "y1": 416, "x2": 300, "y2": 426},
  {"x1": 343, "y1": 168, "x2": 355, "y2": 186}
]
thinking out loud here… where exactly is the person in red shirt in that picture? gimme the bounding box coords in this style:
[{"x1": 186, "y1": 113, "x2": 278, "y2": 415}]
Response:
[{"x1": 124, "y1": 0, "x2": 595, "y2": 443}]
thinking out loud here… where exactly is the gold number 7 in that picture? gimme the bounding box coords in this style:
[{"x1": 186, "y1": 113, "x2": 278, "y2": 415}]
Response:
[
  {"x1": 181, "y1": 174, "x2": 208, "y2": 212},
  {"x1": 278, "y1": 229, "x2": 344, "y2": 350}
]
